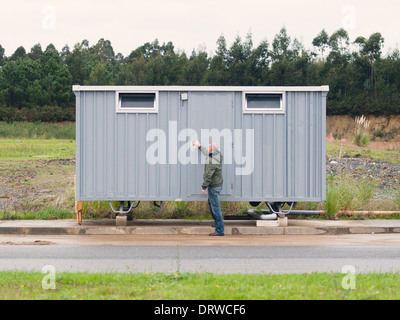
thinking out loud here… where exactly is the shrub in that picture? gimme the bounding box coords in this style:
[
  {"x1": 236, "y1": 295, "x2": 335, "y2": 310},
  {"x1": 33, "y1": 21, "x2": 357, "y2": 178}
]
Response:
[
  {"x1": 0, "y1": 106, "x2": 75, "y2": 123},
  {"x1": 354, "y1": 115, "x2": 370, "y2": 147}
]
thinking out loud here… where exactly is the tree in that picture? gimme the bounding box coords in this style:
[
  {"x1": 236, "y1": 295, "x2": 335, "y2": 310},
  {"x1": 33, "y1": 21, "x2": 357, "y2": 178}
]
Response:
[
  {"x1": 325, "y1": 29, "x2": 352, "y2": 108},
  {"x1": 270, "y1": 27, "x2": 295, "y2": 85},
  {"x1": 205, "y1": 35, "x2": 229, "y2": 85},
  {"x1": 185, "y1": 49, "x2": 209, "y2": 85},
  {"x1": 0, "y1": 58, "x2": 39, "y2": 108},
  {"x1": 354, "y1": 33, "x2": 384, "y2": 100},
  {"x1": 65, "y1": 40, "x2": 94, "y2": 85},
  {"x1": 226, "y1": 34, "x2": 252, "y2": 85},
  {"x1": 245, "y1": 39, "x2": 270, "y2": 85},
  {"x1": 128, "y1": 39, "x2": 161, "y2": 62},
  {"x1": 10, "y1": 46, "x2": 27, "y2": 61},
  {"x1": 312, "y1": 29, "x2": 329, "y2": 60},
  {"x1": 328, "y1": 28, "x2": 350, "y2": 57},
  {"x1": 90, "y1": 38, "x2": 115, "y2": 64},
  {"x1": 60, "y1": 44, "x2": 71, "y2": 63},
  {"x1": 121, "y1": 53, "x2": 146, "y2": 85},
  {"x1": 28, "y1": 44, "x2": 43, "y2": 61},
  {"x1": 271, "y1": 27, "x2": 291, "y2": 60},
  {"x1": 0, "y1": 44, "x2": 5, "y2": 68},
  {"x1": 85, "y1": 63, "x2": 113, "y2": 85},
  {"x1": 1, "y1": 32, "x2": 400, "y2": 121},
  {"x1": 28, "y1": 45, "x2": 72, "y2": 108}
]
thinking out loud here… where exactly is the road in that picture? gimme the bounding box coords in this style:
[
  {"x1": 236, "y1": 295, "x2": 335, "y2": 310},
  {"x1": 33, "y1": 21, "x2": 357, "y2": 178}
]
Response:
[{"x1": 1, "y1": 234, "x2": 400, "y2": 274}]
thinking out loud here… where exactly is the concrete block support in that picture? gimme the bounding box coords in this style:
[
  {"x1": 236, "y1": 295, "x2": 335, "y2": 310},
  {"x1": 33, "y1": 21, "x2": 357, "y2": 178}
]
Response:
[{"x1": 116, "y1": 215, "x2": 128, "y2": 227}]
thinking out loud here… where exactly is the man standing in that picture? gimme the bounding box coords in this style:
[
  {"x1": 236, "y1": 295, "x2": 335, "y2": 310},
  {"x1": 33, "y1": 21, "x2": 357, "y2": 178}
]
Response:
[{"x1": 192, "y1": 141, "x2": 224, "y2": 236}]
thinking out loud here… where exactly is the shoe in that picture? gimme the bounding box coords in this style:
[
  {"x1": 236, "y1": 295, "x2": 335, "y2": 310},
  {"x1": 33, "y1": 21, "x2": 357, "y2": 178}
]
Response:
[{"x1": 209, "y1": 232, "x2": 224, "y2": 236}]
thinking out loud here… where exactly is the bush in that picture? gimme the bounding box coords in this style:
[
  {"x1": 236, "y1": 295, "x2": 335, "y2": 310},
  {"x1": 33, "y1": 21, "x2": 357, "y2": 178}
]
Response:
[
  {"x1": 0, "y1": 121, "x2": 75, "y2": 139},
  {"x1": 0, "y1": 106, "x2": 75, "y2": 123},
  {"x1": 0, "y1": 105, "x2": 18, "y2": 123}
]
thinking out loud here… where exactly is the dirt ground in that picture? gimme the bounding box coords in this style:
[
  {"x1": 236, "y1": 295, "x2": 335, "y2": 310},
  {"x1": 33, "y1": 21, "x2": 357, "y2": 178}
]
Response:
[
  {"x1": 0, "y1": 159, "x2": 75, "y2": 215},
  {"x1": 327, "y1": 139, "x2": 400, "y2": 151},
  {"x1": 327, "y1": 115, "x2": 400, "y2": 149},
  {"x1": 1, "y1": 234, "x2": 400, "y2": 247}
]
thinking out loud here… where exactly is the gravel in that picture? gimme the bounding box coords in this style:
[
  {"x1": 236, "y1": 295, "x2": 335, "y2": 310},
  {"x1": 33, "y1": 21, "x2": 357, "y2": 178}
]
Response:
[{"x1": 326, "y1": 156, "x2": 400, "y2": 199}]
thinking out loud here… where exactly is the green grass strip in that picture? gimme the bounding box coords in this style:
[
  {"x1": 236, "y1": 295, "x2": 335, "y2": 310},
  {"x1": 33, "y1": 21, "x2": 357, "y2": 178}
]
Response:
[
  {"x1": 0, "y1": 138, "x2": 75, "y2": 160},
  {"x1": 1, "y1": 271, "x2": 399, "y2": 300}
]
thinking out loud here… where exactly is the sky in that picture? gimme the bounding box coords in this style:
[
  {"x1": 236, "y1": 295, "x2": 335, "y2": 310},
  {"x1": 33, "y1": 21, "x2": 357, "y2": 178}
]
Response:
[{"x1": 1, "y1": 0, "x2": 399, "y2": 57}]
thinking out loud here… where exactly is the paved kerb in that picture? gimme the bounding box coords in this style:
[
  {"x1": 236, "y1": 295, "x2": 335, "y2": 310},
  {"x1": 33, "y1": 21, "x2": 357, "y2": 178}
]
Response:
[{"x1": 1, "y1": 219, "x2": 400, "y2": 236}]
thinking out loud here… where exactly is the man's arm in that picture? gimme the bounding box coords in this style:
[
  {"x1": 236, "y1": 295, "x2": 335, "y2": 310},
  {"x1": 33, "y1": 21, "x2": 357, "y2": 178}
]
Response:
[
  {"x1": 199, "y1": 146, "x2": 209, "y2": 157},
  {"x1": 192, "y1": 141, "x2": 210, "y2": 194},
  {"x1": 193, "y1": 141, "x2": 209, "y2": 156}
]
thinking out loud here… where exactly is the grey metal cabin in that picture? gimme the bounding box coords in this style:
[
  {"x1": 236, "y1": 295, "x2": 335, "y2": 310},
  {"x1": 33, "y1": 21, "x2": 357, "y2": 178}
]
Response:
[{"x1": 73, "y1": 85, "x2": 329, "y2": 216}]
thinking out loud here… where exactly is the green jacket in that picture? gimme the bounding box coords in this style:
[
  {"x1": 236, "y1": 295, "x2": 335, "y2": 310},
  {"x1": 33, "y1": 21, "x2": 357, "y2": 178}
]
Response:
[{"x1": 199, "y1": 146, "x2": 223, "y2": 190}]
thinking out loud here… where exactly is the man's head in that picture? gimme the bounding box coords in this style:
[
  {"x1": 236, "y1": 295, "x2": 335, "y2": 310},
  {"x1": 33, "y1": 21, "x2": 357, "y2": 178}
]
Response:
[{"x1": 208, "y1": 142, "x2": 219, "y2": 154}]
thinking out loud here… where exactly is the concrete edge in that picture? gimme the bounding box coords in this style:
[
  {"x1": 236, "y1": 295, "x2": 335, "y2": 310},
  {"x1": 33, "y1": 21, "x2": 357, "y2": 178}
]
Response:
[{"x1": 1, "y1": 224, "x2": 400, "y2": 236}]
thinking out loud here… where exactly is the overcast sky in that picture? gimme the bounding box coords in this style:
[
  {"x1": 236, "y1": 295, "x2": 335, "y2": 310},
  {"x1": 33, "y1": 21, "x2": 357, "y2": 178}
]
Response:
[{"x1": 1, "y1": 0, "x2": 399, "y2": 57}]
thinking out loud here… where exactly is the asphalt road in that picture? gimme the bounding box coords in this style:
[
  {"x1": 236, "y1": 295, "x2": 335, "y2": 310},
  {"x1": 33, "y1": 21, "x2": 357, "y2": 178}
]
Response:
[{"x1": 1, "y1": 234, "x2": 400, "y2": 274}]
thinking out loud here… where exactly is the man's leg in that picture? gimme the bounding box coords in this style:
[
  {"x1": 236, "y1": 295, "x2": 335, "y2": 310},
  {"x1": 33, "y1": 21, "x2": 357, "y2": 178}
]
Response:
[
  {"x1": 207, "y1": 186, "x2": 224, "y2": 234},
  {"x1": 207, "y1": 197, "x2": 215, "y2": 219},
  {"x1": 207, "y1": 196, "x2": 220, "y2": 232}
]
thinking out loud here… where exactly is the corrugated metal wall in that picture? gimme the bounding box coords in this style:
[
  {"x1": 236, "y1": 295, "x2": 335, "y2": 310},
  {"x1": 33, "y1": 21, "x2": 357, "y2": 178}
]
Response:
[
  {"x1": 233, "y1": 91, "x2": 326, "y2": 202},
  {"x1": 75, "y1": 87, "x2": 326, "y2": 202}
]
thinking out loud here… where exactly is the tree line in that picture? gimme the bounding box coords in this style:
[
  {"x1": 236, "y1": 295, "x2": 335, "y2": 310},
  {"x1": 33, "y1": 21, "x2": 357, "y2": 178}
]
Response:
[{"x1": 0, "y1": 27, "x2": 399, "y2": 122}]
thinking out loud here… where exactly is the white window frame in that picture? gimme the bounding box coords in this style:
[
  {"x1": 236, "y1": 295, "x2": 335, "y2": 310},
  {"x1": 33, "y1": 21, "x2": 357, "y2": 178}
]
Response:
[
  {"x1": 242, "y1": 91, "x2": 286, "y2": 114},
  {"x1": 116, "y1": 90, "x2": 159, "y2": 113}
]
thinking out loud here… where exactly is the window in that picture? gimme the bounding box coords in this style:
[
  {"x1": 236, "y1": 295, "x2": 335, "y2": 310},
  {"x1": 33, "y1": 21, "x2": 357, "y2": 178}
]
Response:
[
  {"x1": 243, "y1": 92, "x2": 285, "y2": 114},
  {"x1": 116, "y1": 91, "x2": 158, "y2": 113}
]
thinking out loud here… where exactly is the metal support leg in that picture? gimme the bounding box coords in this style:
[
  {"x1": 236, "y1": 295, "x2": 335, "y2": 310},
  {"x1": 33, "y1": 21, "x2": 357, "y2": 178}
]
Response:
[
  {"x1": 74, "y1": 175, "x2": 82, "y2": 225},
  {"x1": 266, "y1": 202, "x2": 296, "y2": 218},
  {"x1": 248, "y1": 202, "x2": 296, "y2": 220},
  {"x1": 75, "y1": 201, "x2": 83, "y2": 225},
  {"x1": 108, "y1": 201, "x2": 140, "y2": 222}
]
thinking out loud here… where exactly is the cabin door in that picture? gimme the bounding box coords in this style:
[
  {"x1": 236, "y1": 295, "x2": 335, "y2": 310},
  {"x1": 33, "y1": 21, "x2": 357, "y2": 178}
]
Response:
[{"x1": 186, "y1": 91, "x2": 234, "y2": 197}]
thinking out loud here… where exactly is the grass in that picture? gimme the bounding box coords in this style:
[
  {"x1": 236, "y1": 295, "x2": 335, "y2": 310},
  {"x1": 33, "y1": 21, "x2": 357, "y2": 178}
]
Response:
[
  {"x1": 1, "y1": 271, "x2": 400, "y2": 300},
  {"x1": 79, "y1": 201, "x2": 249, "y2": 220},
  {"x1": 0, "y1": 138, "x2": 75, "y2": 160},
  {"x1": 326, "y1": 143, "x2": 400, "y2": 164},
  {"x1": 0, "y1": 208, "x2": 74, "y2": 220},
  {"x1": 354, "y1": 115, "x2": 370, "y2": 147},
  {"x1": 324, "y1": 174, "x2": 376, "y2": 218},
  {"x1": 396, "y1": 189, "x2": 400, "y2": 211},
  {"x1": 0, "y1": 121, "x2": 75, "y2": 140}
]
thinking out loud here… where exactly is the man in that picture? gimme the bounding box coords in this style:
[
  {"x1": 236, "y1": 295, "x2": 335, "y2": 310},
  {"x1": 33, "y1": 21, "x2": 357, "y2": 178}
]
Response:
[{"x1": 192, "y1": 141, "x2": 224, "y2": 236}]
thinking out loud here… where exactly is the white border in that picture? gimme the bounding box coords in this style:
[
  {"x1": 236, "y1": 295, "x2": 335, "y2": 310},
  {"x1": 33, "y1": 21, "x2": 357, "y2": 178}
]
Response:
[
  {"x1": 73, "y1": 85, "x2": 329, "y2": 92},
  {"x1": 242, "y1": 91, "x2": 286, "y2": 114},
  {"x1": 115, "y1": 90, "x2": 159, "y2": 113}
]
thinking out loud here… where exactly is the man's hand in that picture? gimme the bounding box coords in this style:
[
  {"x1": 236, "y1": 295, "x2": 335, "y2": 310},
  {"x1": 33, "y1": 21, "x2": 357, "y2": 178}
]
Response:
[
  {"x1": 192, "y1": 140, "x2": 201, "y2": 147},
  {"x1": 201, "y1": 189, "x2": 206, "y2": 194}
]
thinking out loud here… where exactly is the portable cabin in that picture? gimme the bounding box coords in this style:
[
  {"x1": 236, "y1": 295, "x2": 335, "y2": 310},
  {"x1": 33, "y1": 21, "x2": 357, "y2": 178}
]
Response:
[{"x1": 73, "y1": 85, "x2": 329, "y2": 223}]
